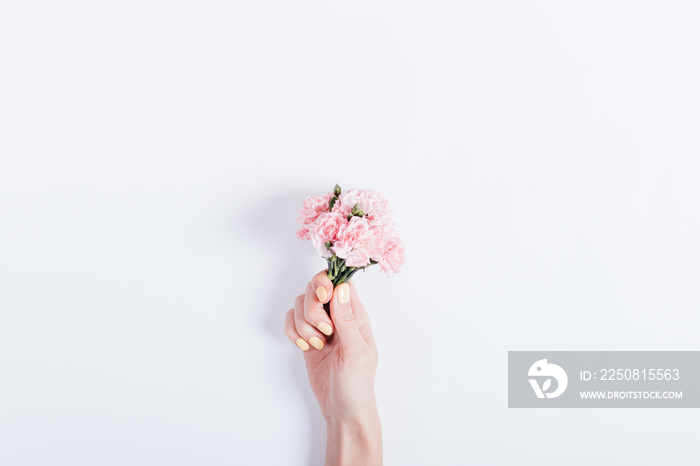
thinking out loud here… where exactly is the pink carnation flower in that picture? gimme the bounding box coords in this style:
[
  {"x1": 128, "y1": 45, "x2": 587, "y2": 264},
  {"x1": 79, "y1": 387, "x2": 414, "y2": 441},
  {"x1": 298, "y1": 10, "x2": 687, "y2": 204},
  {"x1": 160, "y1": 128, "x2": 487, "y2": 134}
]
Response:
[
  {"x1": 295, "y1": 192, "x2": 333, "y2": 240},
  {"x1": 339, "y1": 188, "x2": 391, "y2": 218},
  {"x1": 333, "y1": 217, "x2": 376, "y2": 267},
  {"x1": 331, "y1": 197, "x2": 352, "y2": 217},
  {"x1": 310, "y1": 212, "x2": 347, "y2": 258},
  {"x1": 373, "y1": 226, "x2": 405, "y2": 276}
]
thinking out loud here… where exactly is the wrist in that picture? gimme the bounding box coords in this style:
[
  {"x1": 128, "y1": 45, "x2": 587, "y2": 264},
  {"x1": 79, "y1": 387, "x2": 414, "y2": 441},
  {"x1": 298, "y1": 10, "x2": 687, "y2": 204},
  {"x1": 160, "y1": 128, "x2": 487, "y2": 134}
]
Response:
[
  {"x1": 325, "y1": 403, "x2": 381, "y2": 436},
  {"x1": 324, "y1": 403, "x2": 382, "y2": 466}
]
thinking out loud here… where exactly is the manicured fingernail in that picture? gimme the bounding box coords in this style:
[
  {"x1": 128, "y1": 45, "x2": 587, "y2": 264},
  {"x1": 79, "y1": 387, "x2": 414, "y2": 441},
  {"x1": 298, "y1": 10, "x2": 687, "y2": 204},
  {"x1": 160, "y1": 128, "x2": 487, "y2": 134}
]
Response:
[
  {"x1": 309, "y1": 336, "x2": 325, "y2": 350},
  {"x1": 337, "y1": 283, "x2": 350, "y2": 304},
  {"x1": 315, "y1": 286, "x2": 328, "y2": 302},
  {"x1": 317, "y1": 322, "x2": 333, "y2": 336},
  {"x1": 295, "y1": 338, "x2": 310, "y2": 351}
]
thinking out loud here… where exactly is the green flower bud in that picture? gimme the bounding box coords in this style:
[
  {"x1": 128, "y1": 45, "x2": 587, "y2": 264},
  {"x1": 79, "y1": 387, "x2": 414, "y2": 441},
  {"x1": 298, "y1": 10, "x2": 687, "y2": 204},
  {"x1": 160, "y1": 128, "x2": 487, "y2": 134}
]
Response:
[
  {"x1": 351, "y1": 203, "x2": 365, "y2": 217},
  {"x1": 333, "y1": 184, "x2": 342, "y2": 197}
]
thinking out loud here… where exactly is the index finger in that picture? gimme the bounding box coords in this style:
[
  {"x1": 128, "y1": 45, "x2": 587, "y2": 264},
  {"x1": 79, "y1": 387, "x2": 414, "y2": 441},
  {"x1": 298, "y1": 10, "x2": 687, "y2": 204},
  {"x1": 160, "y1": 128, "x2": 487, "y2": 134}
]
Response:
[
  {"x1": 304, "y1": 270, "x2": 334, "y2": 336},
  {"x1": 310, "y1": 269, "x2": 333, "y2": 304}
]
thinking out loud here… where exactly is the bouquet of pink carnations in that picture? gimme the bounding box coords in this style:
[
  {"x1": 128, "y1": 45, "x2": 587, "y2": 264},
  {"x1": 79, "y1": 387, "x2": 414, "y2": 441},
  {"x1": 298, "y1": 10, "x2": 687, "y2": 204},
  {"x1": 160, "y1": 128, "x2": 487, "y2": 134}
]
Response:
[{"x1": 296, "y1": 184, "x2": 405, "y2": 288}]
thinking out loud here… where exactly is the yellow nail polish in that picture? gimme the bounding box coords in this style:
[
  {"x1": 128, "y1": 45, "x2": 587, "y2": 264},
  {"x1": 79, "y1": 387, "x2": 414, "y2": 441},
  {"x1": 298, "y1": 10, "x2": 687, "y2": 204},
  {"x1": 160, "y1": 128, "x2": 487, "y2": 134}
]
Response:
[
  {"x1": 295, "y1": 338, "x2": 310, "y2": 351},
  {"x1": 337, "y1": 283, "x2": 350, "y2": 304},
  {"x1": 317, "y1": 322, "x2": 333, "y2": 336},
  {"x1": 315, "y1": 286, "x2": 328, "y2": 302},
  {"x1": 309, "y1": 336, "x2": 325, "y2": 350}
]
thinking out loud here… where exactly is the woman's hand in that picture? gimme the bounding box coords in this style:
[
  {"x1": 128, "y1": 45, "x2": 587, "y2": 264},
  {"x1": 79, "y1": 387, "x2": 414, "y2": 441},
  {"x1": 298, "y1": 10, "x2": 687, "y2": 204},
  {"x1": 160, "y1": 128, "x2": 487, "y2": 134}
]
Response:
[{"x1": 284, "y1": 270, "x2": 382, "y2": 466}]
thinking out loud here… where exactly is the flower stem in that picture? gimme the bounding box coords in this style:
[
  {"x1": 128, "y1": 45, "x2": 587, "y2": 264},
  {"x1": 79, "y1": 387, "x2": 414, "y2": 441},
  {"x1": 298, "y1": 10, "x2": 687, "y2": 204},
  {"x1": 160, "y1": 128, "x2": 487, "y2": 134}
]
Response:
[
  {"x1": 335, "y1": 266, "x2": 354, "y2": 285},
  {"x1": 326, "y1": 258, "x2": 380, "y2": 287}
]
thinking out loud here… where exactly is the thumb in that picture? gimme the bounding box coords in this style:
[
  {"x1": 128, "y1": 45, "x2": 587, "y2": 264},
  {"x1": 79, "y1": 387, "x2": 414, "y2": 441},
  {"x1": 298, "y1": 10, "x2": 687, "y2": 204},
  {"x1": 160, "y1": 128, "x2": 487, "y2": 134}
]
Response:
[{"x1": 330, "y1": 282, "x2": 365, "y2": 352}]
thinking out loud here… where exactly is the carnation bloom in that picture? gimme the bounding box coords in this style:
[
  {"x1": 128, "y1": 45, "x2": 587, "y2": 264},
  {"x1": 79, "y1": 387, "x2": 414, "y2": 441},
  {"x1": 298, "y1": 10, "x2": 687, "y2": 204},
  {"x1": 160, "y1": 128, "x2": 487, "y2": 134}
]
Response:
[
  {"x1": 330, "y1": 198, "x2": 352, "y2": 217},
  {"x1": 338, "y1": 188, "x2": 390, "y2": 218},
  {"x1": 311, "y1": 212, "x2": 347, "y2": 258},
  {"x1": 296, "y1": 192, "x2": 333, "y2": 240},
  {"x1": 333, "y1": 217, "x2": 376, "y2": 267},
  {"x1": 374, "y1": 228, "x2": 405, "y2": 276}
]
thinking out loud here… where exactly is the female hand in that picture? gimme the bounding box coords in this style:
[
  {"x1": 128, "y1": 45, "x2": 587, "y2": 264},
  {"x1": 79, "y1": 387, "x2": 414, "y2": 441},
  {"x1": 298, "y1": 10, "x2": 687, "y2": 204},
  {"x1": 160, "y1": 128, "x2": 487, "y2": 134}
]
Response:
[{"x1": 284, "y1": 270, "x2": 382, "y2": 465}]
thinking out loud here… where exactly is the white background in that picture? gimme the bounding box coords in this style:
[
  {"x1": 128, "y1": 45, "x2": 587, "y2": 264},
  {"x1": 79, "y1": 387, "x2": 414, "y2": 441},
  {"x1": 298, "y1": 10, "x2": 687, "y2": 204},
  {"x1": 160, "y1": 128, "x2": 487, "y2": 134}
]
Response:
[{"x1": 1, "y1": 2, "x2": 699, "y2": 465}]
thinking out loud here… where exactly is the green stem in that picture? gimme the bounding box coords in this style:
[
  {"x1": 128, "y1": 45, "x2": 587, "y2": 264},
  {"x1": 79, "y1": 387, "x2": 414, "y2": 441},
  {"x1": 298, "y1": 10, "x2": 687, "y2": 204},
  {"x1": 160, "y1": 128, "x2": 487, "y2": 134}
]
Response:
[
  {"x1": 326, "y1": 258, "x2": 334, "y2": 281},
  {"x1": 335, "y1": 266, "x2": 354, "y2": 285},
  {"x1": 326, "y1": 258, "x2": 380, "y2": 286},
  {"x1": 327, "y1": 255, "x2": 343, "y2": 282}
]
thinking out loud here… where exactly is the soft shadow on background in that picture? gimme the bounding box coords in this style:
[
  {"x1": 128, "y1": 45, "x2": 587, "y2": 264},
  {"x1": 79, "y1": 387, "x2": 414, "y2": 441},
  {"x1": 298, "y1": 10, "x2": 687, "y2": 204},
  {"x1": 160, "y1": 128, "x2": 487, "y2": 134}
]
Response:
[{"x1": 244, "y1": 189, "x2": 327, "y2": 466}]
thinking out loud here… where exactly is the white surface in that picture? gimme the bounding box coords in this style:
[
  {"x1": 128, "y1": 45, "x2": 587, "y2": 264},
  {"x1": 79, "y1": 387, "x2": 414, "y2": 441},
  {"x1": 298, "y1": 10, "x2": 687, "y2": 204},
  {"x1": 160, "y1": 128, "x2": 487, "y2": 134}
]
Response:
[{"x1": 2, "y1": 2, "x2": 699, "y2": 465}]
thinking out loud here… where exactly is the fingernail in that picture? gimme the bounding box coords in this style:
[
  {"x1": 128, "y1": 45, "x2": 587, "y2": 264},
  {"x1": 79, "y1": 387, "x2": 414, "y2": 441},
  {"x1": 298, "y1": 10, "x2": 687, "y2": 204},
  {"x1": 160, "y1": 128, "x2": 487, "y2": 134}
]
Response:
[
  {"x1": 309, "y1": 336, "x2": 325, "y2": 350},
  {"x1": 315, "y1": 286, "x2": 328, "y2": 302},
  {"x1": 317, "y1": 322, "x2": 333, "y2": 336},
  {"x1": 337, "y1": 283, "x2": 350, "y2": 304},
  {"x1": 295, "y1": 338, "x2": 310, "y2": 351}
]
